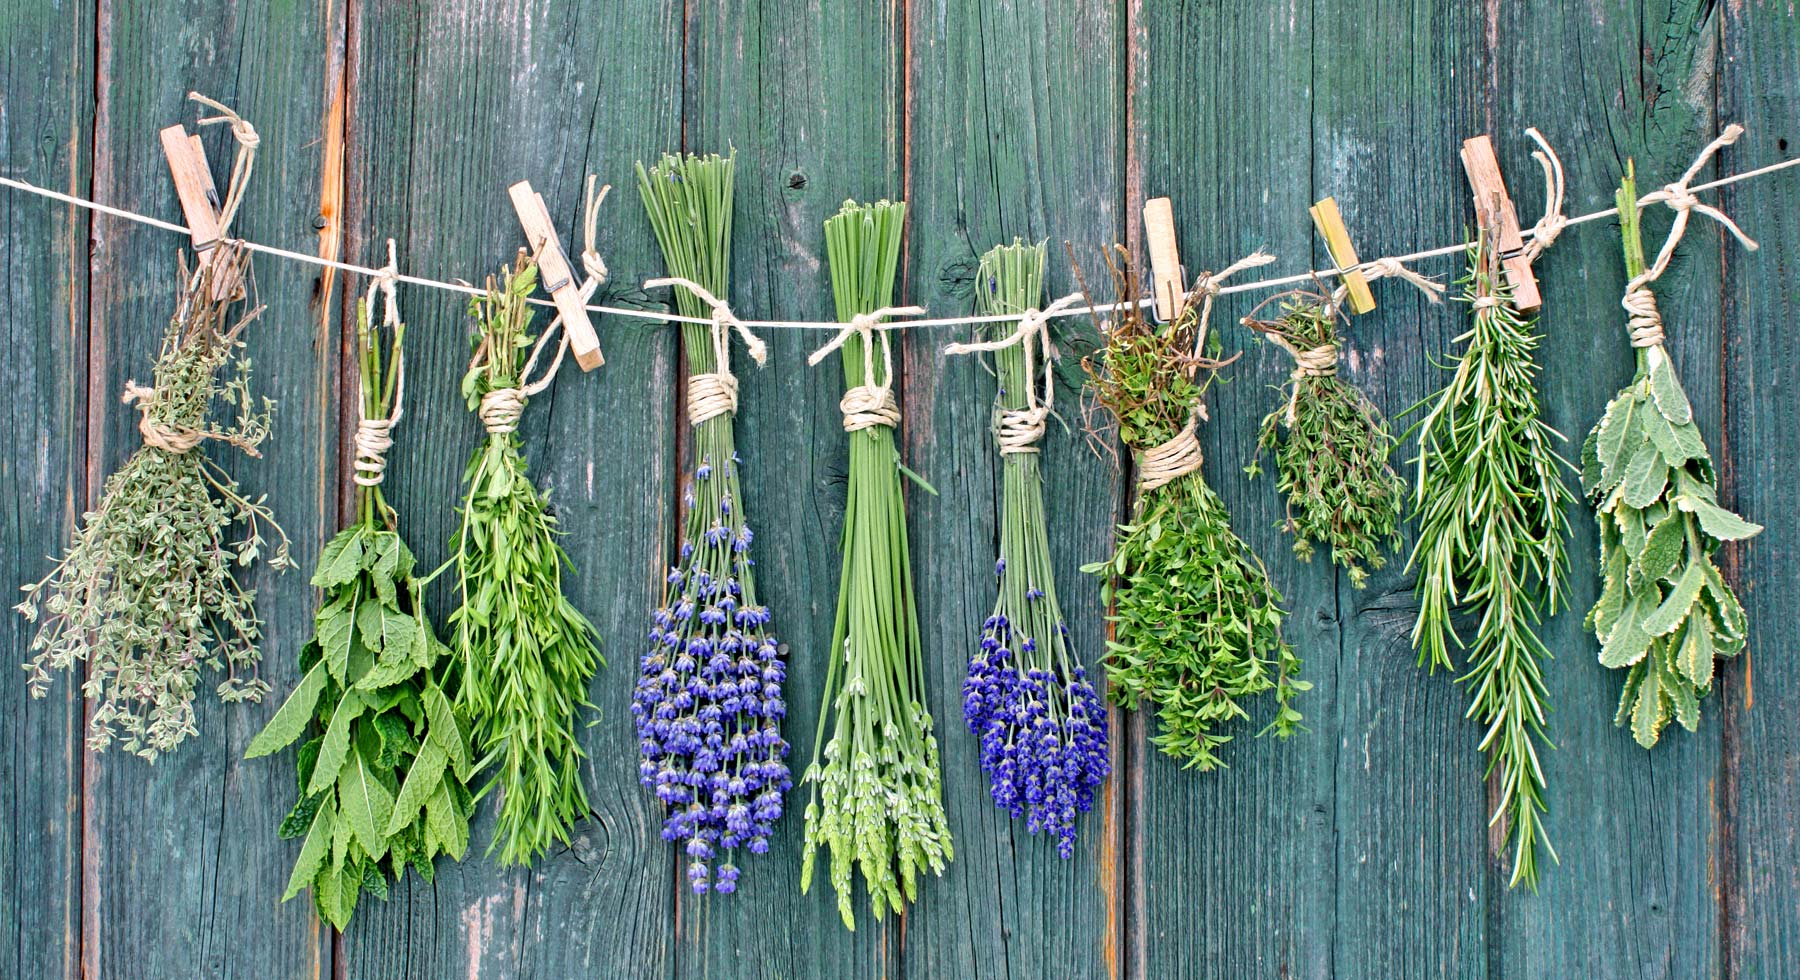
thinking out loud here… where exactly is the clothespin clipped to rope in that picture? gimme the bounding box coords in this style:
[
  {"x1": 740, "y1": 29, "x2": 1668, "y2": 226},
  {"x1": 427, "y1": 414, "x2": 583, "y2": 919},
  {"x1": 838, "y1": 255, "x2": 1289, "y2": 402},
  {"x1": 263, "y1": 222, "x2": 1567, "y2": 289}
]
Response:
[
  {"x1": 508, "y1": 179, "x2": 604, "y2": 370},
  {"x1": 1309, "y1": 197, "x2": 1375, "y2": 314},
  {"x1": 1459, "y1": 135, "x2": 1543, "y2": 312},
  {"x1": 1143, "y1": 197, "x2": 1186, "y2": 321},
  {"x1": 158, "y1": 93, "x2": 258, "y2": 301}
]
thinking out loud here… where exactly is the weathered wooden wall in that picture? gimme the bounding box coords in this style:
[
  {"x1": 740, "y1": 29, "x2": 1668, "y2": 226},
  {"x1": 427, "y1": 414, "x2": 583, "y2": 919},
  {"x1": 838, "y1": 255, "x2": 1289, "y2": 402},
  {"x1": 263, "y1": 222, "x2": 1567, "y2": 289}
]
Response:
[{"x1": 2, "y1": 1, "x2": 1796, "y2": 977}]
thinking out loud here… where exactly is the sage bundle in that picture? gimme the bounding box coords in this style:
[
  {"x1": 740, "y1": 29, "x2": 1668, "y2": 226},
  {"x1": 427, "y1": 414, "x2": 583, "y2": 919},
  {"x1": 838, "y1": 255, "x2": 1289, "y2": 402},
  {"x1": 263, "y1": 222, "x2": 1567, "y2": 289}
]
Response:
[
  {"x1": 634, "y1": 151, "x2": 790, "y2": 896},
  {"x1": 1583, "y1": 144, "x2": 1761, "y2": 748},
  {"x1": 449, "y1": 254, "x2": 604, "y2": 866},
  {"x1": 246, "y1": 264, "x2": 473, "y2": 928},
  {"x1": 946, "y1": 240, "x2": 1108, "y2": 856},
  {"x1": 799, "y1": 199, "x2": 951, "y2": 930},
  {"x1": 17, "y1": 102, "x2": 290, "y2": 762},
  {"x1": 1244, "y1": 290, "x2": 1407, "y2": 588},
  {"x1": 1408, "y1": 230, "x2": 1572, "y2": 890},
  {"x1": 1079, "y1": 248, "x2": 1305, "y2": 771}
]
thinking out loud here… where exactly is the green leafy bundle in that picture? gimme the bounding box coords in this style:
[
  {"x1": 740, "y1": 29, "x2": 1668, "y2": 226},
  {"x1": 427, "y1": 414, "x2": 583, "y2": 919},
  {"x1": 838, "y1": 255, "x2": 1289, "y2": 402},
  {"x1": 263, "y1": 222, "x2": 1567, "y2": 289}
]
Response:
[
  {"x1": 247, "y1": 294, "x2": 473, "y2": 928},
  {"x1": 450, "y1": 259, "x2": 603, "y2": 866},
  {"x1": 1582, "y1": 166, "x2": 1760, "y2": 748},
  {"x1": 1245, "y1": 292, "x2": 1405, "y2": 587},
  {"x1": 1407, "y1": 231, "x2": 1572, "y2": 890},
  {"x1": 1079, "y1": 248, "x2": 1305, "y2": 771},
  {"x1": 800, "y1": 199, "x2": 951, "y2": 931},
  {"x1": 18, "y1": 248, "x2": 291, "y2": 761}
]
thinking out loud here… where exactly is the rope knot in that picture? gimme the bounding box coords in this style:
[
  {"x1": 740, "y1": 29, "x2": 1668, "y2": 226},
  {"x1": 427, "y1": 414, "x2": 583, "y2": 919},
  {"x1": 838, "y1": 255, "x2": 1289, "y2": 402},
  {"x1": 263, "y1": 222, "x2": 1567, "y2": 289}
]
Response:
[
  {"x1": 996, "y1": 407, "x2": 1048, "y2": 455},
  {"x1": 479, "y1": 387, "x2": 526, "y2": 434},
  {"x1": 840, "y1": 385, "x2": 900, "y2": 432},
  {"x1": 352, "y1": 417, "x2": 394, "y2": 486},
  {"x1": 1291, "y1": 342, "x2": 1338, "y2": 378},
  {"x1": 123, "y1": 383, "x2": 206, "y2": 454},
  {"x1": 1623, "y1": 285, "x2": 1665, "y2": 349},
  {"x1": 1136, "y1": 417, "x2": 1205, "y2": 493}
]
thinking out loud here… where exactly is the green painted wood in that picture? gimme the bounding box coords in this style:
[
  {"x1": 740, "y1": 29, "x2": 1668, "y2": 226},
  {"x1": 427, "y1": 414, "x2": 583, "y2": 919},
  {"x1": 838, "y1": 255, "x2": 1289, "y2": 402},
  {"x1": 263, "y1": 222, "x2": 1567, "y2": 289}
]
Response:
[
  {"x1": 335, "y1": 2, "x2": 683, "y2": 977},
  {"x1": 0, "y1": 1, "x2": 93, "y2": 976}
]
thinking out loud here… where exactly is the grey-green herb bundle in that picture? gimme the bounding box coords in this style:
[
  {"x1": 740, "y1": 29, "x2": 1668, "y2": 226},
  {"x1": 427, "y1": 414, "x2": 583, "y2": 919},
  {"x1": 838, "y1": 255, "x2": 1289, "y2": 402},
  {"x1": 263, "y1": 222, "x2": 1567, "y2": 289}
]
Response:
[
  {"x1": 17, "y1": 247, "x2": 291, "y2": 761},
  {"x1": 1244, "y1": 292, "x2": 1404, "y2": 588},
  {"x1": 1079, "y1": 247, "x2": 1305, "y2": 771},
  {"x1": 1408, "y1": 230, "x2": 1572, "y2": 890},
  {"x1": 800, "y1": 199, "x2": 951, "y2": 931},
  {"x1": 449, "y1": 258, "x2": 603, "y2": 866},
  {"x1": 635, "y1": 151, "x2": 790, "y2": 896},
  {"x1": 246, "y1": 290, "x2": 473, "y2": 929},
  {"x1": 1582, "y1": 165, "x2": 1760, "y2": 748}
]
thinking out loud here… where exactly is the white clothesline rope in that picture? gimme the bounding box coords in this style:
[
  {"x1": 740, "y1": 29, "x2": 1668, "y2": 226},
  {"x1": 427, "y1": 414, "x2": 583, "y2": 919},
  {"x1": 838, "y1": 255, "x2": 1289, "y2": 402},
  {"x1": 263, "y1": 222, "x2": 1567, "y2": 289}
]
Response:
[{"x1": 4, "y1": 137, "x2": 1795, "y2": 334}]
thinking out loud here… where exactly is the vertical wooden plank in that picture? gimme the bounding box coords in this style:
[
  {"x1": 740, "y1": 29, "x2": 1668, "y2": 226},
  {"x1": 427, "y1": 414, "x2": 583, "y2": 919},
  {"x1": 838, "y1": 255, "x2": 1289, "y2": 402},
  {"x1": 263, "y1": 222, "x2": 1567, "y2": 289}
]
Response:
[
  {"x1": 0, "y1": 1, "x2": 94, "y2": 976},
  {"x1": 1719, "y1": 3, "x2": 1800, "y2": 975},
  {"x1": 81, "y1": 1, "x2": 342, "y2": 977},
  {"x1": 1492, "y1": 2, "x2": 1723, "y2": 977},
  {"x1": 675, "y1": 0, "x2": 903, "y2": 974},
  {"x1": 338, "y1": 1, "x2": 682, "y2": 977},
  {"x1": 900, "y1": 0, "x2": 1125, "y2": 976}
]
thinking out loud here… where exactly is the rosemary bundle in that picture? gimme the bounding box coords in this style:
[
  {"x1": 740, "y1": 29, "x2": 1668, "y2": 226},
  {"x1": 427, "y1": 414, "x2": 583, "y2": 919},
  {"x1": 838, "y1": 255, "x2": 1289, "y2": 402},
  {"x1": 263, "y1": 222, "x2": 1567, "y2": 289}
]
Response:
[
  {"x1": 17, "y1": 245, "x2": 291, "y2": 761},
  {"x1": 1582, "y1": 165, "x2": 1760, "y2": 748},
  {"x1": 953, "y1": 240, "x2": 1108, "y2": 856},
  {"x1": 1079, "y1": 248, "x2": 1305, "y2": 771},
  {"x1": 800, "y1": 199, "x2": 951, "y2": 931},
  {"x1": 634, "y1": 151, "x2": 789, "y2": 896},
  {"x1": 1244, "y1": 292, "x2": 1405, "y2": 587},
  {"x1": 246, "y1": 281, "x2": 472, "y2": 928},
  {"x1": 1408, "y1": 230, "x2": 1572, "y2": 890},
  {"x1": 449, "y1": 258, "x2": 603, "y2": 866}
]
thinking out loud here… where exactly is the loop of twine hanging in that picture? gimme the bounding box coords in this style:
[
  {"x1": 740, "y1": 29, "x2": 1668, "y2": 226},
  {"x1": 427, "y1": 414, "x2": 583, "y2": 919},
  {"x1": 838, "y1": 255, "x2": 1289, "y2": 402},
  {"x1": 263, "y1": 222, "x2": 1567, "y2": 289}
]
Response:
[
  {"x1": 186, "y1": 92, "x2": 259, "y2": 241},
  {"x1": 808, "y1": 305, "x2": 927, "y2": 433},
  {"x1": 1521, "y1": 127, "x2": 1568, "y2": 264},
  {"x1": 944, "y1": 292, "x2": 1082, "y2": 455},
  {"x1": 354, "y1": 240, "x2": 404, "y2": 487},
  {"x1": 645, "y1": 275, "x2": 768, "y2": 427},
  {"x1": 1136, "y1": 415, "x2": 1206, "y2": 493},
  {"x1": 1183, "y1": 251, "x2": 1276, "y2": 362},
  {"x1": 1265, "y1": 332, "x2": 1339, "y2": 427},
  {"x1": 512, "y1": 177, "x2": 611, "y2": 399}
]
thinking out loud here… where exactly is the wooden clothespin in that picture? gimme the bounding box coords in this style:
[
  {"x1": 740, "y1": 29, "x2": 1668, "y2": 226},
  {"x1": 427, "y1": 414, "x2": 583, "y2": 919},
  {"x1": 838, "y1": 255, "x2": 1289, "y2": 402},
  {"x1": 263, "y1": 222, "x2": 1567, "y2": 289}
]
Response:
[
  {"x1": 1459, "y1": 135, "x2": 1542, "y2": 312},
  {"x1": 508, "y1": 180, "x2": 603, "y2": 370},
  {"x1": 1308, "y1": 197, "x2": 1375, "y2": 314},
  {"x1": 158, "y1": 124, "x2": 239, "y2": 299},
  {"x1": 1143, "y1": 197, "x2": 1186, "y2": 321}
]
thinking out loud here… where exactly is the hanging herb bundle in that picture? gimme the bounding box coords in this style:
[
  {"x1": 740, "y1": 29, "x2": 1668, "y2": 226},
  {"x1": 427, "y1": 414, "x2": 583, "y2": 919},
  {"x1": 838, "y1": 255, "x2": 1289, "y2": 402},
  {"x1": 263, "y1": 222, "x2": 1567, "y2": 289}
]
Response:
[
  {"x1": 1582, "y1": 157, "x2": 1760, "y2": 748},
  {"x1": 1243, "y1": 290, "x2": 1406, "y2": 588},
  {"x1": 1078, "y1": 247, "x2": 1305, "y2": 771},
  {"x1": 1407, "y1": 228, "x2": 1572, "y2": 890},
  {"x1": 634, "y1": 151, "x2": 790, "y2": 896},
  {"x1": 449, "y1": 255, "x2": 604, "y2": 866},
  {"x1": 246, "y1": 269, "x2": 473, "y2": 928},
  {"x1": 799, "y1": 199, "x2": 951, "y2": 931},
  {"x1": 947, "y1": 240, "x2": 1108, "y2": 856}
]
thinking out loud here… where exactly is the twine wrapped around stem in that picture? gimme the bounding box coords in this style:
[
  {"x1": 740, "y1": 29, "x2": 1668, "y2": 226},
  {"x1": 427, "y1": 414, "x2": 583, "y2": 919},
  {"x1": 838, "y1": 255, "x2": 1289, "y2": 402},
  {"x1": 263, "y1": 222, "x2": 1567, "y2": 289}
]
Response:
[
  {"x1": 353, "y1": 240, "x2": 404, "y2": 487},
  {"x1": 808, "y1": 305, "x2": 926, "y2": 432},
  {"x1": 944, "y1": 292, "x2": 1082, "y2": 454},
  {"x1": 645, "y1": 275, "x2": 767, "y2": 426}
]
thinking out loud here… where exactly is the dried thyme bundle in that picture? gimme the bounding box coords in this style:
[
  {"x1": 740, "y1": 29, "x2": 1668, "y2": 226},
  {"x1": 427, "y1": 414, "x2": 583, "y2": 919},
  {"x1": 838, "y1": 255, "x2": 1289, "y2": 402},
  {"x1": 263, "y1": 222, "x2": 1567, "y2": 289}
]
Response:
[
  {"x1": 799, "y1": 199, "x2": 951, "y2": 931},
  {"x1": 1079, "y1": 247, "x2": 1305, "y2": 771},
  {"x1": 948, "y1": 240, "x2": 1109, "y2": 856},
  {"x1": 246, "y1": 268, "x2": 472, "y2": 928},
  {"x1": 1583, "y1": 154, "x2": 1760, "y2": 748},
  {"x1": 1408, "y1": 229, "x2": 1572, "y2": 890},
  {"x1": 634, "y1": 151, "x2": 790, "y2": 896},
  {"x1": 449, "y1": 256, "x2": 603, "y2": 866},
  {"x1": 1244, "y1": 290, "x2": 1405, "y2": 588}
]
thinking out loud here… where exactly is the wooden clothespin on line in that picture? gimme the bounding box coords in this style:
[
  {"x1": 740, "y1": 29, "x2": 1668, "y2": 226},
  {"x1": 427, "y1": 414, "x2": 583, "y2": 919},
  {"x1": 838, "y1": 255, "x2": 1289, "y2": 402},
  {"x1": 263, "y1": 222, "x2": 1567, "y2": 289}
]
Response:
[
  {"x1": 1308, "y1": 197, "x2": 1375, "y2": 314},
  {"x1": 158, "y1": 124, "x2": 240, "y2": 300},
  {"x1": 1459, "y1": 135, "x2": 1542, "y2": 312},
  {"x1": 1142, "y1": 197, "x2": 1186, "y2": 321},
  {"x1": 508, "y1": 180, "x2": 604, "y2": 371}
]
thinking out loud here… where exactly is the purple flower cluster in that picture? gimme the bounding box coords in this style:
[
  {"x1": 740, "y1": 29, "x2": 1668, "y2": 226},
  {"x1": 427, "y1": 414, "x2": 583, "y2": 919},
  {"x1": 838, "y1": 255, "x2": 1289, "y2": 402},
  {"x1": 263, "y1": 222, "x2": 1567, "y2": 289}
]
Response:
[{"x1": 963, "y1": 614, "x2": 1109, "y2": 858}]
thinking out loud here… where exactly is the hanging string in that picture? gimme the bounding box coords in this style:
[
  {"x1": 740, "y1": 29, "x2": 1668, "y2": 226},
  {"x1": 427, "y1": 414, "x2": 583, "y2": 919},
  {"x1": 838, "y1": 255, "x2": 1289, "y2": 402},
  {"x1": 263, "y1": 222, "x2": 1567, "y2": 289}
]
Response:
[
  {"x1": 1521, "y1": 127, "x2": 1568, "y2": 264},
  {"x1": 353, "y1": 240, "x2": 403, "y2": 487},
  {"x1": 187, "y1": 91, "x2": 259, "y2": 239},
  {"x1": 808, "y1": 305, "x2": 927, "y2": 432},
  {"x1": 943, "y1": 292, "x2": 1083, "y2": 454},
  {"x1": 644, "y1": 275, "x2": 768, "y2": 426}
]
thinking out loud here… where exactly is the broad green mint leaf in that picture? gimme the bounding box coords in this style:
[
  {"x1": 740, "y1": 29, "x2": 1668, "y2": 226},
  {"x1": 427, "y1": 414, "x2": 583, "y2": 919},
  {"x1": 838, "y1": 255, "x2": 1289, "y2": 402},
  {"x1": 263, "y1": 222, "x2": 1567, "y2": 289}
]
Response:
[
  {"x1": 339, "y1": 743, "x2": 397, "y2": 862},
  {"x1": 318, "y1": 592, "x2": 357, "y2": 684},
  {"x1": 1630, "y1": 661, "x2": 1667, "y2": 748},
  {"x1": 1631, "y1": 513, "x2": 1685, "y2": 592},
  {"x1": 423, "y1": 683, "x2": 471, "y2": 781},
  {"x1": 246, "y1": 659, "x2": 330, "y2": 758},
  {"x1": 313, "y1": 527, "x2": 369, "y2": 590},
  {"x1": 1648, "y1": 353, "x2": 1693, "y2": 426},
  {"x1": 1684, "y1": 496, "x2": 1762, "y2": 542},
  {"x1": 386, "y1": 740, "x2": 448, "y2": 837},
  {"x1": 307, "y1": 691, "x2": 368, "y2": 797},
  {"x1": 282, "y1": 802, "x2": 335, "y2": 903},
  {"x1": 1642, "y1": 560, "x2": 1705, "y2": 637},
  {"x1": 1621, "y1": 443, "x2": 1668, "y2": 510},
  {"x1": 1599, "y1": 595, "x2": 1655, "y2": 668}
]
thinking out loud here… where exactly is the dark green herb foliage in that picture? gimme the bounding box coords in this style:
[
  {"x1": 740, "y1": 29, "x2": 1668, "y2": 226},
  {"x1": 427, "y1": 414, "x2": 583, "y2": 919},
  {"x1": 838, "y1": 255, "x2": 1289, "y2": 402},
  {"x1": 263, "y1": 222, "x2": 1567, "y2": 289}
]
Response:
[
  {"x1": 1079, "y1": 248, "x2": 1306, "y2": 771},
  {"x1": 246, "y1": 296, "x2": 473, "y2": 929},
  {"x1": 801, "y1": 199, "x2": 951, "y2": 931},
  {"x1": 17, "y1": 248, "x2": 291, "y2": 761},
  {"x1": 1583, "y1": 167, "x2": 1760, "y2": 748},
  {"x1": 1407, "y1": 231, "x2": 1572, "y2": 890},
  {"x1": 449, "y1": 259, "x2": 603, "y2": 866},
  {"x1": 1244, "y1": 293, "x2": 1404, "y2": 588}
]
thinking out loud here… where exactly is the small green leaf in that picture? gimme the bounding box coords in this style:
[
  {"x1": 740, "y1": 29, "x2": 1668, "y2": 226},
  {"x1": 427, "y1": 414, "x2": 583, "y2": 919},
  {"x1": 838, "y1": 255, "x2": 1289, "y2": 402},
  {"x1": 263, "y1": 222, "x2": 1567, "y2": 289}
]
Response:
[
  {"x1": 1683, "y1": 496, "x2": 1763, "y2": 542},
  {"x1": 282, "y1": 802, "x2": 335, "y2": 903},
  {"x1": 318, "y1": 592, "x2": 357, "y2": 684},
  {"x1": 306, "y1": 691, "x2": 368, "y2": 797},
  {"x1": 313, "y1": 527, "x2": 369, "y2": 590},
  {"x1": 1678, "y1": 615, "x2": 1715, "y2": 689},
  {"x1": 1599, "y1": 594, "x2": 1655, "y2": 668},
  {"x1": 1648, "y1": 353, "x2": 1693, "y2": 425},
  {"x1": 1630, "y1": 660, "x2": 1667, "y2": 747},
  {"x1": 1621, "y1": 444, "x2": 1667, "y2": 510},
  {"x1": 1642, "y1": 560, "x2": 1706, "y2": 637},
  {"x1": 246, "y1": 659, "x2": 330, "y2": 758},
  {"x1": 423, "y1": 683, "x2": 472, "y2": 781}
]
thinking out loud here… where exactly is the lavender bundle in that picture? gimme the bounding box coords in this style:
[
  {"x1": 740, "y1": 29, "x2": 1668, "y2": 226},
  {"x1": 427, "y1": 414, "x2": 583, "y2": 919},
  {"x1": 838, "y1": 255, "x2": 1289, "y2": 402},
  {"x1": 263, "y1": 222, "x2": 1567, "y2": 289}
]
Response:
[
  {"x1": 949, "y1": 241, "x2": 1108, "y2": 856},
  {"x1": 633, "y1": 151, "x2": 789, "y2": 896}
]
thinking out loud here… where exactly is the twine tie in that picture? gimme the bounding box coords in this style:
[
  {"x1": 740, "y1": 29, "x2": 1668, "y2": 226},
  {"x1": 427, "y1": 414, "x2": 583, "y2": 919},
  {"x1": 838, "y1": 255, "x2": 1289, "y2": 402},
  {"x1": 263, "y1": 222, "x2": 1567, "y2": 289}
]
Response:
[
  {"x1": 944, "y1": 292, "x2": 1082, "y2": 454},
  {"x1": 1137, "y1": 416, "x2": 1206, "y2": 494},
  {"x1": 122, "y1": 383, "x2": 205, "y2": 454},
  {"x1": 645, "y1": 275, "x2": 767, "y2": 427},
  {"x1": 809, "y1": 304, "x2": 927, "y2": 432},
  {"x1": 354, "y1": 241, "x2": 404, "y2": 486}
]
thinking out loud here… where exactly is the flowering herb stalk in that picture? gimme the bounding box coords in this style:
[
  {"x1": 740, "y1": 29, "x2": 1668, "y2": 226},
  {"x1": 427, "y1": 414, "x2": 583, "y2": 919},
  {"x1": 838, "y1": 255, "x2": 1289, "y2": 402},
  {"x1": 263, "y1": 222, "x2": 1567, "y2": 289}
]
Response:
[
  {"x1": 246, "y1": 285, "x2": 473, "y2": 928},
  {"x1": 957, "y1": 240, "x2": 1108, "y2": 856},
  {"x1": 634, "y1": 151, "x2": 789, "y2": 895},
  {"x1": 1244, "y1": 291, "x2": 1405, "y2": 588},
  {"x1": 17, "y1": 246, "x2": 291, "y2": 761},
  {"x1": 1582, "y1": 166, "x2": 1759, "y2": 748},
  {"x1": 800, "y1": 199, "x2": 951, "y2": 931},
  {"x1": 1079, "y1": 247, "x2": 1305, "y2": 771},
  {"x1": 449, "y1": 258, "x2": 603, "y2": 866},
  {"x1": 1407, "y1": 230, "x2": 1572, "y2": 890}
]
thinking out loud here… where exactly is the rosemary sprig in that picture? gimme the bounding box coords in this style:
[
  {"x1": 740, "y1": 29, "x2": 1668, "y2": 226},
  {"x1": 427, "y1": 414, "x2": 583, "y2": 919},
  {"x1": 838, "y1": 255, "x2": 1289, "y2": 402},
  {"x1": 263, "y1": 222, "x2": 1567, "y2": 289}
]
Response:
[
  {"x1": 1581, "y1": 164, "x2": 1760, "y2": 747},
  {"x1": 1407, "y1": 231, "x2": 1573, "y2": 890},
  {"x1": 17, "y1": 247, "x2": 291, "y2": 761}
]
